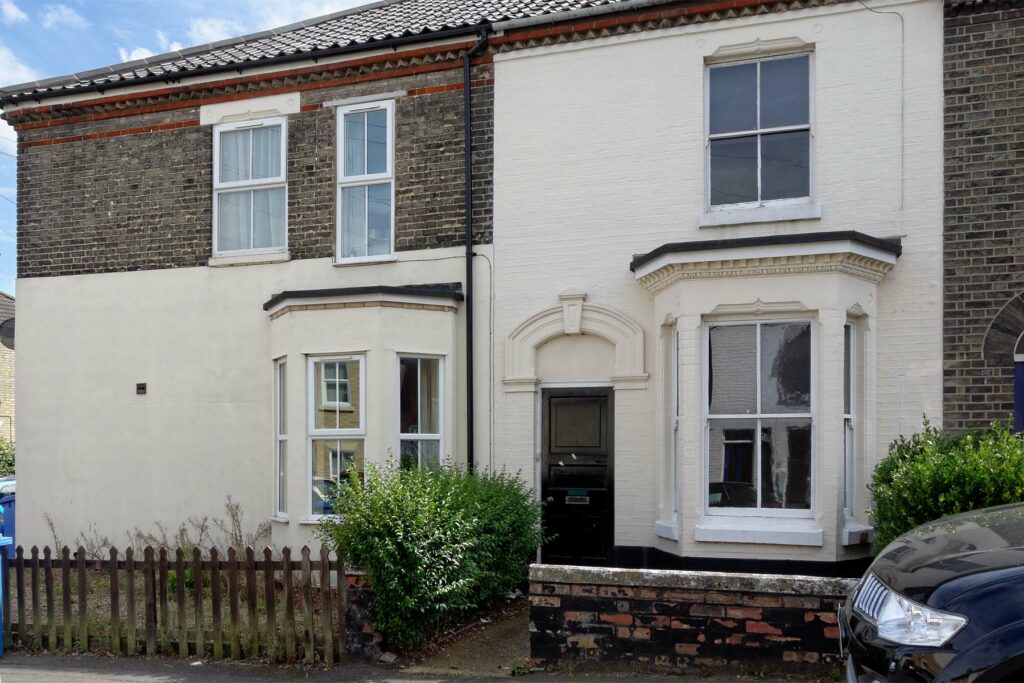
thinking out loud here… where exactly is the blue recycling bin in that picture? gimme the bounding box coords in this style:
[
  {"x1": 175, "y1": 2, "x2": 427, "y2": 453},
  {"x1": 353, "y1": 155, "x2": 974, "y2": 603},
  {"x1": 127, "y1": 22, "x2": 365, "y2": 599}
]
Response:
[
  {"x1": 0, "y1": 495, "x2": 14, "y2": 559},
  {"x1": 0, "y1": 503, "x2": 11, "y2": 657}
]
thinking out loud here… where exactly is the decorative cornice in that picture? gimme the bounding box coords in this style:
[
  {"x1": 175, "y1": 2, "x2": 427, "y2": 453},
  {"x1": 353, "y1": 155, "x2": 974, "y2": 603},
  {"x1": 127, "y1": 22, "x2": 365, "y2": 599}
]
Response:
[
  {"x1": 711, "y1": 299, "x2": 810, "y2": 316},
  {"x1": 637, "y1": 252, "x2": 895, "y2": 295},
  {"x1": 492, "y1": 0, "x2": 849, "y2": 57}
]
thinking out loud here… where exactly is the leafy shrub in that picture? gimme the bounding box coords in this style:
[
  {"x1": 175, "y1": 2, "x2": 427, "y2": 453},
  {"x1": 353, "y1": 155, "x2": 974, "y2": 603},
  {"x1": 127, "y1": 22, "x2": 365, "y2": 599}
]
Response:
[
  {"x1": 870, "y1": 420, "x2": 1024, "y2": 551},
  {"x1": 317, "y1": 463, "x2": 543, "y2": 649},
  {"x1": 0, "y1": 438, "x2": 14, "y2": 477}
]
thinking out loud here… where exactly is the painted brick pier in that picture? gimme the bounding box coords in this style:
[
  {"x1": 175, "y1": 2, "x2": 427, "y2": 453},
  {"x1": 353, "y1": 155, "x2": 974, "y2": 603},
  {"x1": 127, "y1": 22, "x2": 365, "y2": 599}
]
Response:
[{"x1": 529, "y1": 564, "x2": 856, "y2": 670}]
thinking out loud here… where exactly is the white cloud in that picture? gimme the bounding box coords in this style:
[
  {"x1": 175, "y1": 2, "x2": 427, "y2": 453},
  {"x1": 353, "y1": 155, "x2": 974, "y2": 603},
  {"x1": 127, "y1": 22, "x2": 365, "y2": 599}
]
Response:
[
  {"x1": 186, "y1": 17, "x2": 245, "y2": 44},
  {"x1": 117, "y1": 46, "x2": 155, "y2": 62},
  {"x1": 41, "y1": 4, "x2": 88, "y2": 29},
  {"x1": 0, "y1": 42, "x2": 39, "y2": 87},
  {"x1": 0, "y1": 44, "x2": 38, "y2": 156},
  {"x1": 0, "y1": 120, "x2": 18, "y2": 158},
  {"x1": 156, "y1": 30, "x2": 183, "y2": 53},
  {"x1": 248, "y1": 0, "x2": 365, "y2": 30},
  {"x1": 0, "y1": 0, "x2": 27, "y2": 25}
]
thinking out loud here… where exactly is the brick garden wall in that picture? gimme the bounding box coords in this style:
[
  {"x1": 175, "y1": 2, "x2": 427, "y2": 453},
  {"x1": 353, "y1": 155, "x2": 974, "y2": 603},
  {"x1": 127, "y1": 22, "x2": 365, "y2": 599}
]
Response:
[
  {"x1": 943, "y1": 1, "x2": 1024, "y2": 430},
  {"x1": 14, "y1": 65, "x2": 493, "y2": 278},
  {"x1": 529, "y1": 564, "x2": 855, "y2": 670}
]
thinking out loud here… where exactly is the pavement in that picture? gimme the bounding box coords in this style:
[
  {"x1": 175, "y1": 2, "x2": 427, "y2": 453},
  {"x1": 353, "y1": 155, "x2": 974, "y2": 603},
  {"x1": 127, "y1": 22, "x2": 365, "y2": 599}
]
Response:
[{"x1": 0, "y1": 601, "x2": 834, "y2": 682}]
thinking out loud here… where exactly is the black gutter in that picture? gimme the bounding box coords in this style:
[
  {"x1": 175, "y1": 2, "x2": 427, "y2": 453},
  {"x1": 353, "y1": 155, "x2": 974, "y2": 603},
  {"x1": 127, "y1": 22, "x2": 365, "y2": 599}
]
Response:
[
  {"x1": 629, "y1": 230, "x2": 903, "y2": 271},
  {"x1": 1, "y1": 24, "x2": 487, "y2": 107},
  {"x1": 463, "y1": 29, "x2": 489, "y2": 473},
  {"x1": 262, "y1": 283, "x2": 464, "y2": 311}
]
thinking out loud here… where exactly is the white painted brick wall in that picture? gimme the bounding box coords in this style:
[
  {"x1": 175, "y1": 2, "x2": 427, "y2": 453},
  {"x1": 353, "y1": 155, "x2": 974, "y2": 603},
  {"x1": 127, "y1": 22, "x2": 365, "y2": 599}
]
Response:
[{"x1": 491, "y1": 0, "x2": 943, "y2": 561}]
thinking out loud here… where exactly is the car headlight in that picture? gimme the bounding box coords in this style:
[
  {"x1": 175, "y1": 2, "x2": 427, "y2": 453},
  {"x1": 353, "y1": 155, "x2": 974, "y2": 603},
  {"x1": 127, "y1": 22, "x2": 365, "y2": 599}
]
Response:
[{"x1": 875, "y1": 591, "x2": 967, "y2": 647}]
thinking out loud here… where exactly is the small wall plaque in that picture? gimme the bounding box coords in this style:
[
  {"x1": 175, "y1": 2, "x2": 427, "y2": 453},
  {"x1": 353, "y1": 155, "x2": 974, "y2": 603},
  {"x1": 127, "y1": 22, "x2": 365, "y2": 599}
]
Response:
[{"x1": 136, "y1": 383, "x2": 147, "y2": 395}]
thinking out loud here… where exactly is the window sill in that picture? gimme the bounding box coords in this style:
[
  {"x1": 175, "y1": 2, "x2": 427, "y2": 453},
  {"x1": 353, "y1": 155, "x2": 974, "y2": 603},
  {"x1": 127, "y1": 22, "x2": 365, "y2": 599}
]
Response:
[
  {"x1": 270, "y1": 515, "x2": 289, "y2": 524},
  {"x1": 699, "y1": 203, "x2": 822, "y2": 228},
  {"x1": 333, "y1": 255, "x2": 397, "y2": 268},
  {"x1": 695, "y1": 516, "x2": 823, "y2": 546},
  {"x1": 654, "y1": 519, "x2": 678, "y2": 540},
  {"x1": 209, "y1": 250, "x2": 290, "y2": 267},
  {"x1": 841, "y1": 521, "x2": 875, "y2": 547}
]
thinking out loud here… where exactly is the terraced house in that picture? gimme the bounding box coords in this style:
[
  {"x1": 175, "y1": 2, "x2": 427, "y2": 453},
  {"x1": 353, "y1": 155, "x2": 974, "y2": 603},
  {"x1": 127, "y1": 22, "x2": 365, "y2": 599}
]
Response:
[{"x1": 3, "y1": 0, "x2": 943, "y2": 573}]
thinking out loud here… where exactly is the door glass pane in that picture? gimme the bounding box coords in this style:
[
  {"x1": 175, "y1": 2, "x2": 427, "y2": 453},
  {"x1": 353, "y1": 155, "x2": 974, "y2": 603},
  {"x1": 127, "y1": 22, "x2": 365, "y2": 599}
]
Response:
[
  {"x1": 217, "y1": 190, "x2": 251, "y2": 252},
  {"x1": 219, "y1": 129, "x2": 250, "y2": 182},
  {"x1": 341, "y1": 186, "x2": 367, "y2": 258},
  {"x1": 251, "y1": 125, "x2": 281, "y2": 179},
  {"x1": 311, "y1": 438, "x2": 363, "y2": 515},
  {"x1": 367, "y1": 183, "x2": 392, "y2": 256},
  {"x1": 313, "y1": 359, "x2": 361, "y2": 430},
  {"x1": 708, "y1": 419, "x2": 758, "y2": 508},
  {"x1": 344, "y1": 112, "x2": 366, "y2": 176},
  {"x1": 710, "y1": 136, "x2": 758, "y2": 206},
  {"x1": 760, "y1": 322, "x2": 811, "y2": 414},
  {"x1": 252, "y1": 187, "x2": 286, "y2": 249},
  {"x1": 760, "y1": 55, "x2": 809, "y2": 129},
  {"x1": 760, "y1": 130, "x2": 809, "y2": 201},
  {"x1": 709, "y1": 62, "x2": 757, "y2": 134},
  {"x1": 366, "y1": 109, "x2": 388, "y2": 175},
  {"x1": 760, "y1": 418, "x2": 811, "y2": 509},
  {"x1": 708, "y1": 324, "x2": 756, "y2": 415}
]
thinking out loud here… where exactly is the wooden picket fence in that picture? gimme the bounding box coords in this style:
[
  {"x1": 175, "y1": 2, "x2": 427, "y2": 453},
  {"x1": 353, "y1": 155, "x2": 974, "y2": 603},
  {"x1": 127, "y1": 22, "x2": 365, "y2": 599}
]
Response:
[{"x1": 0, "y1": 545, "x2": 372, "y2": 663}]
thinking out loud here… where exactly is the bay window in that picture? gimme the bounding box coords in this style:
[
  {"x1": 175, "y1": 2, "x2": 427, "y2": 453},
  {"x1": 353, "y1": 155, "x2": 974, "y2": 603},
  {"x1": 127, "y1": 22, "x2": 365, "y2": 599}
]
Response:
[
  {"x1": 399, "y1": 356, "x2": 442, "y2": 469},
  {"x1": 707, "y1": 54, "x2": 811, "y2": 208},
  {"x1": 337, "y1": 100, "x2": 394, "y2": 261},
  {"x1": 706, "y1": 321, "x2": 812, "y2": 514},
  {"x1": 308, "y1": 356, "x2": 364, "y2": 516},
  {"x1": 213, "y1": 117, "x2": 288, "y2": 254}
]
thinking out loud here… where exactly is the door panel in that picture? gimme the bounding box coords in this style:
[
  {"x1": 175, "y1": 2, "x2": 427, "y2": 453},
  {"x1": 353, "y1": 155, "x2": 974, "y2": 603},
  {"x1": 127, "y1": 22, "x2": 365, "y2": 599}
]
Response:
[{"x1": 541, "y1": 388, "x2": 614, "y2": 566}]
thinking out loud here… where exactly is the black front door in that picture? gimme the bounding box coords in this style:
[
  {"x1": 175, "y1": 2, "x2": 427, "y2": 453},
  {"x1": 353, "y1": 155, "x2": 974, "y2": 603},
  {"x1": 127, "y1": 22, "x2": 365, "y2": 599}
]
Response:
[{"x1": 540, "y1": 388, "x2": 614, "y2": 566}]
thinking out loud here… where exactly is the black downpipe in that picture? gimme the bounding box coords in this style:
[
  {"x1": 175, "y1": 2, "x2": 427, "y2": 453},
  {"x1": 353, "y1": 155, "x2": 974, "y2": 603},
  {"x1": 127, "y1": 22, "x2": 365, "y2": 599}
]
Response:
[{"x1": 463, "y1": 30, "x2": 489, "y2": 472}]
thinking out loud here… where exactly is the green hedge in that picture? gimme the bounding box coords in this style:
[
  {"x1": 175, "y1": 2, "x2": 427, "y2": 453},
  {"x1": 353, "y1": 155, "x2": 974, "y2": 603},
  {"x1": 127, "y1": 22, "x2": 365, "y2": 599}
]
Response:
[
  {"x1": 870, "y1": 421, "x2": 1024, "y2": 551},
  {"x1": 317, "y1": 463, "x2": 543, "y2": 649}
]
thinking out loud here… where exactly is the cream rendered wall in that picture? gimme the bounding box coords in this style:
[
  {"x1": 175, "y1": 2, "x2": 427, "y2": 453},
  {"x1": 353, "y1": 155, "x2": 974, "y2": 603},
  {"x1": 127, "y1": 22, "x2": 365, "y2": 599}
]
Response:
[
  {"x1": 492, "y1": 0, "x2": 943, "y2": 559},
  {"x1": 16, "y1": 245, "x2": 493, "y2": 548}
]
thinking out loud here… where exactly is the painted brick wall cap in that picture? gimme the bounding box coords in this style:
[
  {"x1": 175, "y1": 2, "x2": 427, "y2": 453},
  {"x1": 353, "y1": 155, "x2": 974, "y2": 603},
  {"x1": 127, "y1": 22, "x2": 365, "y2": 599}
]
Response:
[
  {"x1": 629, "y1": 230, "x2": 903, "y2": 272},
  {"x1": 529, "y1": 563, "x2": 857, "y2": 597},
  {"x1": 263, "y1": 282, "x2": 464, "y2": 310}
]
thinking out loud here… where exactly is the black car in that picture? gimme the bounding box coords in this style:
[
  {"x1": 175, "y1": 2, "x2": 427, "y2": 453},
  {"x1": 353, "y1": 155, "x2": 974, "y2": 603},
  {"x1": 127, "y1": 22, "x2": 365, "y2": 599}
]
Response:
[{"x1": 841, "y1": 503, "x2": 1024, "y2": 682}]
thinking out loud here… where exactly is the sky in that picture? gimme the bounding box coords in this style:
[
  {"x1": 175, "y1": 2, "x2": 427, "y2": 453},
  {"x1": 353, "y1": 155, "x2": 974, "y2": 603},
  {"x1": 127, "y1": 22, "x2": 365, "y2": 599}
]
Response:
[{"x1": 0, "y1": 0, "x2": 369, "y2": 296}]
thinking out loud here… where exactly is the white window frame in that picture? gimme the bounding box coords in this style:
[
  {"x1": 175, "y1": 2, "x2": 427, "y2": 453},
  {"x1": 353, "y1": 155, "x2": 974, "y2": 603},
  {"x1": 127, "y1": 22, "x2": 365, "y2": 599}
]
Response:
[
  {"x1": 843, "y1": 322, "x2": 856, "y2": 516},
  {"x1": 319, "y1": 360, "x2": 352, "y2": 410},
  {"x1": 274, "y1": 358, "x2": 287, "y2": 518},
  {"x1": 212, "y1": 116, "x2": 289, "y2": 256},
  {"x1": 307, "y1": 354, "x2": 366, "y2": 518},
  {"x1": 335, "y1": 100, "x2": 396, "y2": 264},
  {"x1": 702, "y1": 318, "x2": 816, "y2": 519},
  {"x1": 704, "y1": 52, "x2": 815, "y2": 213},
  {"x1": 397, "y1": 354, "x2": 445, "y2": 469}
]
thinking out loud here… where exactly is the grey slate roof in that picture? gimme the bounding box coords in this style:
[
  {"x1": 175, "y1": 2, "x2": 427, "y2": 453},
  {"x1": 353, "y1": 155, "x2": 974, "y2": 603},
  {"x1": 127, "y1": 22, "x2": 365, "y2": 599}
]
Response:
[{"x1": 0, "y1": 0, "x2": 633, "y2": 103}]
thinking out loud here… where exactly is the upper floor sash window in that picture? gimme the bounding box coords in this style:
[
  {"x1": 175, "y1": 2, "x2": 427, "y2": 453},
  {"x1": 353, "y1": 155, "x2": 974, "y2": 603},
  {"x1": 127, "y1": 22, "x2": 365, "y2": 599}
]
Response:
[
  {"x1": 336, "y1": 100, "x2": 395, "y2": 262},
  {"x1": 212, "y1": 117, "x2": 288, "y2": 255},
  {"x1": 707, "y1": 54, "x2": 811, "y2": 209}
]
